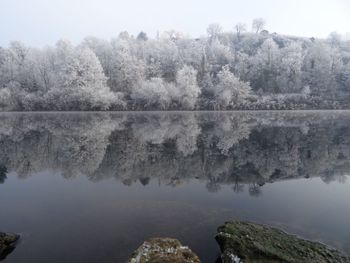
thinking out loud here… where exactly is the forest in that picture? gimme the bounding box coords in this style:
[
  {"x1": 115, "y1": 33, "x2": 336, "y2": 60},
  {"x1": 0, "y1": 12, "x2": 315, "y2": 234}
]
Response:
[{"x1": 0, "y1": 19, "x2": 350, "y2": 111}]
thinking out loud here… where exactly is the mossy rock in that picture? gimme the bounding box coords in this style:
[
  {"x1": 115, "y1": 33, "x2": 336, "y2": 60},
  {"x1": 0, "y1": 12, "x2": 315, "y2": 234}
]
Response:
[
  {"x1": 129, "y1": 237, "x2": 201, "y2": 263},
  {"x1": 216, "y1": 221, "x2": 350, "y2": 263},
  {"x1": 0, "y1": 232, "x2": 20, "y2": 260}
]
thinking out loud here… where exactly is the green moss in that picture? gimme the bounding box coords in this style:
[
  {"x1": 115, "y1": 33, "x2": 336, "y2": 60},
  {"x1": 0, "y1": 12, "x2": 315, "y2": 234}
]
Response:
[{"x1": 216, "y1": 221, "x2": 350, "y2": 263}]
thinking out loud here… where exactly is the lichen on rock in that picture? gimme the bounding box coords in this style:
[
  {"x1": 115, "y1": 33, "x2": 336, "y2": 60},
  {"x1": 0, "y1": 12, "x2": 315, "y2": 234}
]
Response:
[{"x1": 129, "y1": 237, "x2": 201, "y2": 263}]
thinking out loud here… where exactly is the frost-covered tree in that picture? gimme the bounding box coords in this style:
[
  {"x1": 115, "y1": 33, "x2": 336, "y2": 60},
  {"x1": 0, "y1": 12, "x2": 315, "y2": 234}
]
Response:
[
  {"x1": 4, "y1": 42, "x2": 31, "y2": 90},
  {"x1": 46, "y1": 45, "x2": 120, "y2": 110},
  {"x1": 137, "y1": 31, "x2": 148, "y2": 41},
  {"x1": 176, "y1": 38, "x2": 205, "y2": 73},
  {"x1": 81, "y1": 36, "x2": 114, "y2": 80},
  {"x1": 214, "y1": 65, "x2": 251, "y2": 108},
  {"x1": 109, "y1": 38, "x2": 145, "y2": 94},
  {"x1": 0, "y1": 42, "x2": 50, "y2": 109},
  {"x1": 277, "y1": 42, "x2": 304, "y2": 92},
  {"x1": 175, "y1": 65, "x2": 201, "y2": 109},
  {"x1": 341, "y1": 62, "x2": 350, "y2": 91},
  {"x1": 131, "y1": 78, "x2": 174, "y2": 109},
  {"x1": 235, "y1": 23, "x2": 247, "y2": 39},
  {"x1": 250, "y1": 38, "x2": 280, "y2": 92},
  {"x1": 206, "y1": 39, "x2": 234, "y2": 75},
  {"x1": 0, "y1": 88, "x2": 13, "y2": 110},
  {"x1": 161, "y1": 30, "x2": 183, "y2": 41},
  {"x1": 207, "y1": 23, "x2": 222, "y2": 40},
  {"x1": 303, "y1": 41, "x2": 343, "y2": 96},
  {"x1": 140, "y1": 38, "x2": 182, "y2": 81},
  {"x1": 1, "y1": 25, "x2": 350, "y2": 111},
  {"x1": 252, "y1": 18, "x2": 266, "y2": 34},
  {"x1": 328, "y1": 31, "x2": 342, "y2": 48}
]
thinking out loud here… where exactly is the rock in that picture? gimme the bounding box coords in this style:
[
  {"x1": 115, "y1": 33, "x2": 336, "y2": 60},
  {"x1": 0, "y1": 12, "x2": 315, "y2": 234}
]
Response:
[
  {"x1": 0, "y1": 232, "x2": 20, "y2": 260},
  {"x1": 129, "y1": 237, "x2": 201, "y2": 263},
  {"x1": 216, "y1": 221, "x2": 350, "y2": 263}
]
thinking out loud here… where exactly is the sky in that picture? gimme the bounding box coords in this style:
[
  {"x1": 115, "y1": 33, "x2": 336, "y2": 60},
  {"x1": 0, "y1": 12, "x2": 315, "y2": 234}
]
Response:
[{"x1": 0, "y1": 0, "x2": 349, "y2": 47}]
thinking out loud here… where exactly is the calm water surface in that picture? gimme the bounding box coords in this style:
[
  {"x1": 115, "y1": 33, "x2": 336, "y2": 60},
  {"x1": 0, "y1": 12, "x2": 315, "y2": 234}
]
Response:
[{"x1": 1, "y1": 111, "x2": 350, "y2": 262}]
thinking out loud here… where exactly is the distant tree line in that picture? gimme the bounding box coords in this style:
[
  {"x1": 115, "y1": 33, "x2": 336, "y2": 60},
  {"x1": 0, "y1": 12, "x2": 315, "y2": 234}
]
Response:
[{"x1": 0, "y1": 18, "x2": 350, "y2": 111}]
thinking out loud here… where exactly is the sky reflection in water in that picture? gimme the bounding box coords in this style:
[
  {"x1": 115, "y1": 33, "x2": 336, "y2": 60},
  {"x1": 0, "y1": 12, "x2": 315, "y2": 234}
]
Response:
[{"x1": 1, "y1": 111, "x2": 350, "y2": 263}]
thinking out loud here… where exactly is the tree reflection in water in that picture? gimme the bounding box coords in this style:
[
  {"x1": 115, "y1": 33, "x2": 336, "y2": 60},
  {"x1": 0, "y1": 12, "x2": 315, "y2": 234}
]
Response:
[{"x1": 0, "y1": 111, "x2": 350, "y2": 195}]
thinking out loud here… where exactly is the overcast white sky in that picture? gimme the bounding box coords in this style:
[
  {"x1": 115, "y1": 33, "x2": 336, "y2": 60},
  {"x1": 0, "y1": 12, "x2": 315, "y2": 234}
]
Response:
[{"x1": 0, "y1": 0, "x2": 349, "y2": 47}]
